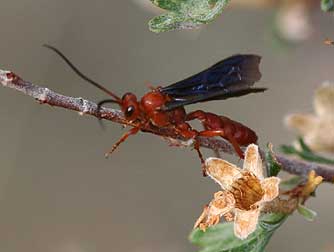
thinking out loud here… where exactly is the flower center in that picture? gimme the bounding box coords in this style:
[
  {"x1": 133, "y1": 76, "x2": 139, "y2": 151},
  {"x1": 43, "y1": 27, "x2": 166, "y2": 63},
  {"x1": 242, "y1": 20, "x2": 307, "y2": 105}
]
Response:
[{"x1": 230, "y1": 172, "x2": 264, "y2": 210}]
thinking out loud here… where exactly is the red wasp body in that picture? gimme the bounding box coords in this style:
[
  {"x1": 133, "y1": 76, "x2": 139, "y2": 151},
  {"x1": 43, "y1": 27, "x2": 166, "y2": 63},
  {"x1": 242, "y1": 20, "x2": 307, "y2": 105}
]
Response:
[
  {"x1": 44, "y1": 45, "x2": 264, "y2": 174},
  {"x1": 105, "y1": 90, "x2": 197, "y2": 154},
  {"x1": 101, "y1": 89, "x2": 258, "y2": 165},
  {"x1": 185, "y1": 110, "x2": 258, "y2": 158}
]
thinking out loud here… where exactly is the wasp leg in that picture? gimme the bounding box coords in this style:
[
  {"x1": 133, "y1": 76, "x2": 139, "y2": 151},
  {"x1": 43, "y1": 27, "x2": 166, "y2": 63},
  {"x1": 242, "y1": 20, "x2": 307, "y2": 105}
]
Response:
[
  {"x1": 198, "y1": 130, "x2": 244, "y2": 159},
  {"x1": 145, "y1": 82, "x2": 162, "y2": 91},
  {"x1": 105, "y1": 127, "x2": 140, "y2": 157},
  {"x1": 174, "y1": 123, "x2": 207, "y2": 175},
  {"x1": 226, "y1": 133, "x2": 244, "y2": 159},
  {"x1": 201, "y1": 122, "x2": 222, "y2": 158},
  {"x1": 186, "y1": 110, "x2": 245, "y2": 159},
  {"x1": 185, "y1": 110, "x2": 208, "y2": 121},
  {"x1": 193, "y1": 140, "x2": 207, "y2": 176}
]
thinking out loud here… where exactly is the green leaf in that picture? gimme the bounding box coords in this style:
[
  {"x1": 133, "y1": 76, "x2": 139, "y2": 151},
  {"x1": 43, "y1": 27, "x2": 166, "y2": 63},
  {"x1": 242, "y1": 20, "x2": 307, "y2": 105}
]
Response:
[
  {"x1": 150, "y1": 0, "x2": 184, "y2": 11},
  {"x1": 149, "y1": 12, "x2": 201, "y2": 33},
  {"x1": 279, "y1": 145, "x2": 296, "y2": 155},
  {"x1": 148, "y1": 0, "x2": 230, "y2": 33},
  {"x1": 321, "y1": 0, "x2": 334, "y2": 12},
  {"x1": 280, "y1": 145, "x2": 334, "y2": 164},
  {"x1": 280, "y1": 144, "x2": 334, "y2": 165},
  {"x1": 297, "y1": 137, "x2": 313, "y2": 153},
  {"x1": 265, "y1": 144, "x2": 281, "y2": 177},
  {"x1": 297, "y1": 204, "x2": 317, "y2": 221},
  {"x1": 189, "y1": 213, "x2": 287, "y2": 252}
]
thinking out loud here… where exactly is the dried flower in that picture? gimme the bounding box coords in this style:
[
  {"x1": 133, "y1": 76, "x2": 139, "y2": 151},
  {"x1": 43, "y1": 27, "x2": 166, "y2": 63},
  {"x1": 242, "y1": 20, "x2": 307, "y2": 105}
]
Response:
[
  {"x1": 301, "y1": 170, "x2": 323, "y2": 198},
  {"x1": 285, "y1": 83, "x2": 334, "y2": 153},
  {"x1": 194, "y1": 144, "x2": 280, "y2": 240},
  {"x1": 276, "y1": 2, "x2": 313, "y2": 42},
  {"x1": 231, "y1": 0, "x2": 315, "y2": 42}
]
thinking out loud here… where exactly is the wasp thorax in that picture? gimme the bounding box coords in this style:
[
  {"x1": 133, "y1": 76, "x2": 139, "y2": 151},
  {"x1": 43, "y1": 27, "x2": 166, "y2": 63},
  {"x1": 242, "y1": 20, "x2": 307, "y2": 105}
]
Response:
[
  {"x1": 140, "y1": 91, "x2": 167, "y2": 113},
  {"x1": 230, "y1": 172, "x2": 264, "y2": 210}
]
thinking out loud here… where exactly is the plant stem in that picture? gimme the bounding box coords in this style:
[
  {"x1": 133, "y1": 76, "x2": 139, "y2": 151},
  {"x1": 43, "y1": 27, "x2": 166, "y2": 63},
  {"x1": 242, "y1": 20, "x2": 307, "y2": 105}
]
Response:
[{"x1": 1, "y1": 69, "x2": 334, "y2": 182}]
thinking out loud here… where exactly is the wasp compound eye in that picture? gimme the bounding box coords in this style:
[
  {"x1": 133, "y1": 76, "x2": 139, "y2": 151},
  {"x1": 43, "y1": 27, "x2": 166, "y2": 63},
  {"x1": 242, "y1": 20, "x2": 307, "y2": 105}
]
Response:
[{"x1": 125, "y1": 105, "x2": 135, "y2": 118}]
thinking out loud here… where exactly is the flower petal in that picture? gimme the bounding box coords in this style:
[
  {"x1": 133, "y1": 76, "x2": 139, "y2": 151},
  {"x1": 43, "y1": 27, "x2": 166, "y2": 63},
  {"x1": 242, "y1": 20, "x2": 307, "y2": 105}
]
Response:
[
  {"x1": 205, "y1": 158, "x2": 241, "y2": 189},
  {"x1": 243, "y1": 144, "x2": 263, "y2": 179},
  {"x1": 284, "y1": 114, "x2": 317, "y2": 135},
  {"x1": 234, "y1": 208, "x2": 260, "y2": 240},
  {"x1": 261, "y1": 177, "x2": 280, "y2": 202},
  {"x1": 194, "y1": 191, "x2": 235, "y2": 230},
  {"x1": 210, "y1": 191, "x2": 236, "y2": 216},
  {"x1": 305, "y1": 119, "x2": 334, "y2": 153},
  {"x1": 301, "y1": 170, "x2": 323, "y2": 198},
  {"x1": 194, "y1": 205, "x2": 210, "y2": 229},
  {"x1": 314, "y1": 83, "x2": 334, "y2": 118}
]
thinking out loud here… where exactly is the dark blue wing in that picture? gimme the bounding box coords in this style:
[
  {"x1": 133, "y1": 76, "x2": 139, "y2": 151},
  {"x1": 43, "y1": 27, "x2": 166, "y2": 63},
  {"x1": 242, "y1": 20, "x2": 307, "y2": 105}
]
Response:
[{"x1": 160, "y1": 54, "x2": 264, "y2": 110}]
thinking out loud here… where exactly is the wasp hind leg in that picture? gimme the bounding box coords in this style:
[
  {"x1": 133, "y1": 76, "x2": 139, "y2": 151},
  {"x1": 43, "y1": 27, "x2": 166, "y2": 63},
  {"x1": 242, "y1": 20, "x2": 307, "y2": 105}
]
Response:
[
  {"x1": 197, "y1": 130, "x2": 244, "y2": 159},
  {"x1": 174, "y1": 123, "x2": 207, "y2": 176},
  {"x1": 193, "y1": 140, "x2": 207, "y2": 176}
]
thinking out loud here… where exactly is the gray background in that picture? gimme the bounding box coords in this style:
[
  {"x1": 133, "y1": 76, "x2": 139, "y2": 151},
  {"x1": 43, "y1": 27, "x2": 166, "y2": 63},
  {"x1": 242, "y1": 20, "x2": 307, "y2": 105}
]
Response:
[{"x1": 0, "y1": 1, "x2": 334, "y2": 251}]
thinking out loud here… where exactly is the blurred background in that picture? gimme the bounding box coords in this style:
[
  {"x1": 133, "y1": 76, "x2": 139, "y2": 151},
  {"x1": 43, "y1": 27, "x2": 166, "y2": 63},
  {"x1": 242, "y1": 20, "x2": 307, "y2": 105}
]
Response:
[{"x1": 0, "y1": 0, "x2": 334, "y2": 251}]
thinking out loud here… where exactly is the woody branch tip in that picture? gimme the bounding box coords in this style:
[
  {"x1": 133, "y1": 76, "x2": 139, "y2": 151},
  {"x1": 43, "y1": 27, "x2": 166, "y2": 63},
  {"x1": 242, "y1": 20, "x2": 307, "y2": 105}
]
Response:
[{"x1": 1, "y1": 69, "x2": 333, "y2": 182}]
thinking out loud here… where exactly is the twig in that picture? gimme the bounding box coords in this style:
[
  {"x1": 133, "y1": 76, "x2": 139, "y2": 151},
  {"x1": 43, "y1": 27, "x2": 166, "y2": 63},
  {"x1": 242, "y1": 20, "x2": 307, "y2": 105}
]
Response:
[
  {"x1": 1, "y1": 70, "x2": 334, "y2": 182},
  {"x1": 262, "y1": 197, "x2": 298, "y2": 214}
]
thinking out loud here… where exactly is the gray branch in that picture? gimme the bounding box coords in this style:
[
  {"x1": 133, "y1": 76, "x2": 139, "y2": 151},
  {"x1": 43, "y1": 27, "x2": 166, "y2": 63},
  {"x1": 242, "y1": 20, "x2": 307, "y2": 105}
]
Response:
[{"x1": 1, "y1": 70, "x2": 333, "y2": 182}]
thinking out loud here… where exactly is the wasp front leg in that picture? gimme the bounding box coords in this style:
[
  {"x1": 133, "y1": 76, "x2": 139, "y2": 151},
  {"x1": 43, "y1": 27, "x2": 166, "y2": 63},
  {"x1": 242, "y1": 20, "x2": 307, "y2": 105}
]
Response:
[{"x1": 105, "y1": 126, "x2": 140, "y2": 157}]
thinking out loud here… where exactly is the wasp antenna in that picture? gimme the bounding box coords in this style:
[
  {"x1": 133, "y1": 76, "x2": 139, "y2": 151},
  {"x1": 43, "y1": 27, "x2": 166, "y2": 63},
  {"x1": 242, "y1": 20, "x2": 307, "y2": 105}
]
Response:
[
  {"x1": 97, "y1": 99, "x2": 121, "y2": 111},
  {"x1": 43, "y1": 44, "x2": 122, "y2": 103},
  {"x1": 96, "y1": 99, "x2": 121, "y2": 129}
]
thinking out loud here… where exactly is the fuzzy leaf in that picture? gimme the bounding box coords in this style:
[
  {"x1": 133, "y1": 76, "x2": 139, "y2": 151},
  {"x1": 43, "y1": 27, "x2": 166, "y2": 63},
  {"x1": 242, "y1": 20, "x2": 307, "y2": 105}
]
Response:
[
  {"x1": 148, "y1": 0, "x2": 230, "y2": 33},
  {"x1": 297, "y1": 204, "x2": 317, "y2": 221},
  {"x1": 189, "y1": 213, "x2": 287, "y2": 252},
  {"x1": 150, "y1": 0, "x2": 184, "y2": 11},
  {"x1": 321, "y1": 0, "x2": 334, "y2": 12}
]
